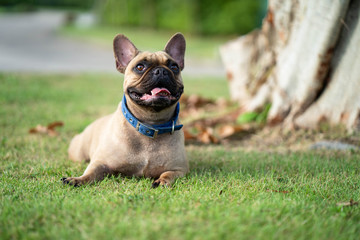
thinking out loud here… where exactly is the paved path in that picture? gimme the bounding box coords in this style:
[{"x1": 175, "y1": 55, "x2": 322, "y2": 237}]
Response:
[
  {"x1": 0, "y1": 11, "x2": 115, "y2": 73},
  {"x1": 0, "y1": 11, "x2": 225, "y2": 76}
]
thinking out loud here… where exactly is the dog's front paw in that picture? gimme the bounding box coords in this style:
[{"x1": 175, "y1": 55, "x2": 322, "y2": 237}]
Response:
[
  {"x1": 151, "y1": 178, "x2": 171, "y2": 188},
  {"x1": 61, "y1": 177, "x2": 83, "y2": 187}
]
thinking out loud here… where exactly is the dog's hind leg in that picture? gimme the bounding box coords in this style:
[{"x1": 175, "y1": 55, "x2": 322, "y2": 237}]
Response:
[{"x1": 68, "y1": 134, "x2": 90, "y2": 162}]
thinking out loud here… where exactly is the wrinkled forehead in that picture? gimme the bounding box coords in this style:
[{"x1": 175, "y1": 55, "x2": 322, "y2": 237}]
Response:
[{"x1": 128, "y1": 51, "x2": 171, "y2": 68}]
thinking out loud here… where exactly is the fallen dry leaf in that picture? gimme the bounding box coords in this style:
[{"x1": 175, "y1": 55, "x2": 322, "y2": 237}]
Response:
[
  {"x1": 47, "y1": 121, "x2": 64, "y2": 130},
  {"x1": 266, "y1": 189, "x2": 291, "y2": 194},
  {"x1": 217, "y1": 124, "x2": 243, "y2": 139},
  {"x1": 197, "y1": 127, "x2": 219, "y2": 144},
  {"x1": 336, "y1": 199, "x2": 359, "y2": 207},
  {"x1": 180, "y1": 94, "x2": 247, "y2": 144},
  {"x1": 29, "y1": 121, "x2": 64, "y2": 136}
]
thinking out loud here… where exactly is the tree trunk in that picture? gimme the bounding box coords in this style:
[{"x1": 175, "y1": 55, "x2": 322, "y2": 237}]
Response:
[{"x1": 220, "y1": 0, "x2": 360, "y2": 132}]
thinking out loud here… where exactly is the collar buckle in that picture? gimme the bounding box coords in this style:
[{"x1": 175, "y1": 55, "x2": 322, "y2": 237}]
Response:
[{"x1": 136, "y1": 122, "x2": 159, "y2": 138}]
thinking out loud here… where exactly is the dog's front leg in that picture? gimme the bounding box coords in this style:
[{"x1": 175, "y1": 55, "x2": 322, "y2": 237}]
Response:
[
  {"x1": 62, "y1": 162, "x2": 111, "y2": 187},
  {"x1": 152, "y1": 170, "x2": 186, "y2": 188}
]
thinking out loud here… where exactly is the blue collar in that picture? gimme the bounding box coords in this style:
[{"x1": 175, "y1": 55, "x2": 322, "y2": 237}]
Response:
[{"x1": 121, "y1": 95, "x2": 183, "y2": 138}]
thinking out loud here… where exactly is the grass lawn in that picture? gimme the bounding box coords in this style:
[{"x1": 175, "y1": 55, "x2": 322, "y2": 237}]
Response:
[{"x1": 1, "y1": 73, "x2": 360, "y2": 240}]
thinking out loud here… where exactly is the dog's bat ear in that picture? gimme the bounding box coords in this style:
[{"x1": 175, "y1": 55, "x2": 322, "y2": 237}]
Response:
[
  {"x1": 164, "y1": 33, "x2": 186, "y2": 70},
  {"x1": 113, "y1": 34, "x2": 139, "y2": 73}
]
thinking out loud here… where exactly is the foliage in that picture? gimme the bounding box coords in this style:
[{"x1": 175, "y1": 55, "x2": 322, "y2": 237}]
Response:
[
  {"x1": 2, "y1": 0, "x2": 265, "y2": 35},
  {"x1": 99, "y1": 0, "x2": 265, "y2": 35},
  {"x1": 237, "y1": 103, "x2": 271, "y2": 124}
]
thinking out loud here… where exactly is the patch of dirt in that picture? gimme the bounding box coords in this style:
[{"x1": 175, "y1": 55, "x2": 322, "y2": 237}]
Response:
[{"x1": 221, "y1": 125, "x2": 360, "y2": 153}]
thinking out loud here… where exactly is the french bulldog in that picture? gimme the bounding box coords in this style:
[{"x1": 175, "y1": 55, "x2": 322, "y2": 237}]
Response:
[{"x1": 62, "y1": 33, "x2": 188, "y2": 188}]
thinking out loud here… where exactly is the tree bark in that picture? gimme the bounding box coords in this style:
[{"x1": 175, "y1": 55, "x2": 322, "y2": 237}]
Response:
[{"x1": 220, "y1": 0, "x2": 360, "y2": 132}]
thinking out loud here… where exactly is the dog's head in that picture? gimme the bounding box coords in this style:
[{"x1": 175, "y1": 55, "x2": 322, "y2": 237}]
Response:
[{"x1": 113, "y1": 33, "x2": 185, "y2": 113}]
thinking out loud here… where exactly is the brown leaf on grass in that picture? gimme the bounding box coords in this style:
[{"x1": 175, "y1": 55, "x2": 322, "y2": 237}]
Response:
[
  {"x1": 29, "y1": 125, "x2": 48, "y2": 134},
  {"x1": 217, "y1": 124, "x2": 243, "y2": 139},
  {"x1": 180, "y1": 94, "x2": 247, "y2": 144},
  {"x1": 336, "y1": 199, "x2": 359, "y2": 207},
  {"x1": 266, "y1": 189, "x2": 291, "y2": 194},
  {"x1": 197, "y1": 127, "x2": 219, "y2": 144},
  {"x1": 47, "y1": 121, "x2": 64, "y2": 130},
  {"x1": 29, "y1": 121, "x2": 64, "y2": 136},
  {"x1": 184, "y1": 125, "x2": 220, "y2": 144}
]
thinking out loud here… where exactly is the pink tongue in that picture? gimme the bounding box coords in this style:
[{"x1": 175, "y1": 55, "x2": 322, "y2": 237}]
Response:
[
  {"x1": 151, "y1": 88, "x2": 171, "y2": 96},
  {"x1": 140, "y1": 88, "x2": 171, "y2": 100}
]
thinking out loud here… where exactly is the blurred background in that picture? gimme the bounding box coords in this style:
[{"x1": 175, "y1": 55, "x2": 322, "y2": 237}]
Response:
[
  {"x1": 0, "y1": 0, "x2": 268, "y2": 143},
  {"x1": 0, "y1": 0, "x2": 266, "y2": 75}
]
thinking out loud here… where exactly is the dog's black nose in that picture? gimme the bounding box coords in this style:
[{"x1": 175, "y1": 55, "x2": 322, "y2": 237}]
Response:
[{"x1": 153, "y1": 67, "x2": 169, "y2": 77}]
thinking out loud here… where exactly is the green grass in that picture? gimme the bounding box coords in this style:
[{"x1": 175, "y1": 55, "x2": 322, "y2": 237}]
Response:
[
  {"x1": 1, "y1": 73, "x2": 360, "y2": 240},
  {"x1": 60, "y1": 25, "x2": 233, "y2": 60}
]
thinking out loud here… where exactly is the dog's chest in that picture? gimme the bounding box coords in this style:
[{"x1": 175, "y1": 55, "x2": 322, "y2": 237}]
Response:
[
  {"x1": 123, "y1": 134, "x2": 180, "y2": 178},
  {"x1": 134, "y1": 139, "x2": 171, "y2": 178}
]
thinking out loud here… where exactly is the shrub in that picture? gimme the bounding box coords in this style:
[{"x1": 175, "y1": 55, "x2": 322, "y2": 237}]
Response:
[{"x1": 99, "y1": 0, "x2": 265, "y2": 35}]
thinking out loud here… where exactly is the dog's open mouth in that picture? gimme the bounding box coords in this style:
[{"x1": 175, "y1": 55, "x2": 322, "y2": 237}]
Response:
[
  {"x1": 130, "y1": 88, "x2": 177, "y2": 101},
  {"x1": 127, "y1": 85, "x2": 183, "y2": 111}
]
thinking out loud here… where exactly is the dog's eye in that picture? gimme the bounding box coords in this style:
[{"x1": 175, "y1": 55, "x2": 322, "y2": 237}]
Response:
[
  {"x1": 170, "y1": 64, "x2": 179, "y2": 73},
  {"x1": 135, "y1": 64, "x2": 145, "y2": 72}
]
